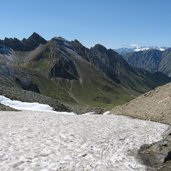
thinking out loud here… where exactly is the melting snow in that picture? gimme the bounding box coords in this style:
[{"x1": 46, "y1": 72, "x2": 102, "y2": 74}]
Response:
[
  {"x1": 0, "y1": 95, "x2": 55, "y2": 112},
  {"x1": 0, "y1": 111, "x2": 169, "y2": 171},
  {"x1": 0, "y1": 95, "x2": 74, "y2": 115},
  {"x1": 0, "y1": 95, "x2": 169, "y2": 170}
]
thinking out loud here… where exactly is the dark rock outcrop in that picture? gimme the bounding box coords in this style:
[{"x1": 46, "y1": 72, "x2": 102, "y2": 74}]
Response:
[
  {"x1": 49, "y1": 60, "x2": 79, "y2": 80},
  {"x1": 15, "y1": 78, "x2": 40, "y2": 93},
  {"x1": 138, "y1": 128, "x2": 171, "y2": 171}
]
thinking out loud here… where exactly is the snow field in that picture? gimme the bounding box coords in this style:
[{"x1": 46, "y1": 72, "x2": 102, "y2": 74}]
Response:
[{"x1": 0, "y1": 111, "x2": 169, "y2": 171}]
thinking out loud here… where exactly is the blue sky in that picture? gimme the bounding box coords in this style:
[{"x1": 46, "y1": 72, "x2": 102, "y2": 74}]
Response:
[{"x1": 0, "y1": 0, "x2": 171, "y2": 48}]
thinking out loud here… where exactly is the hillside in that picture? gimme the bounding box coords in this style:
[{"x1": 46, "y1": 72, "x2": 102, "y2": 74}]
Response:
[{"x1": 110, "y1": 82, "x2": 171, "y2": 124}]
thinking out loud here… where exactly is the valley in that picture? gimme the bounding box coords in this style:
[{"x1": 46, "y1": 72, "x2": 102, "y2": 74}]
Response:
[
  {"x1": 1, "y1": 33, "x2": 171, "y2": 171},
  {"x1": 0, "y1": 33, "x2": 170, "y2": 112}
]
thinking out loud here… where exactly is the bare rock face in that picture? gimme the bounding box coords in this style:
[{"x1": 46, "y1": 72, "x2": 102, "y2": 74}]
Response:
[
  {"x1": 138, "y1": 128, "x2": 171, "y2": 171},
  {"x1": 15, "y1": 78, "x2": 40, "y2": 93},
  {"x1": 48, "y1": 58, "x2": 79, "y2": 80}
]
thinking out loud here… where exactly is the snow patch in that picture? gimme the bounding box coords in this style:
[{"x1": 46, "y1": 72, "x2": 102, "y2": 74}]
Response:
[
  {"x1": 103, "y1": 111, "x2": 110, "y2": 115},
  {"x1": 0, "y1": 95, "x2": 76, "y2": 114},
  {"x1": 0, "y1": 95, "x2": 55, "y2": 112}
]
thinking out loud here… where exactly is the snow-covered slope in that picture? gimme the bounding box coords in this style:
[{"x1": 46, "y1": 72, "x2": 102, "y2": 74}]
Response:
[{"x1": 0, "y1": 111, "x2": 168, "y2": 171}]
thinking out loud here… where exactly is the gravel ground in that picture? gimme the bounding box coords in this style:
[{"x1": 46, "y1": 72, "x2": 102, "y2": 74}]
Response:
[
  {"x1": 0, "y1": 111, "x2": 168, "y2": 171},
  {"x1": 138, "y1": 128, "x2": 171, "y2": 171},
  {"x1": 110, "y1": 83, "x2": 171, "y2": 125}
]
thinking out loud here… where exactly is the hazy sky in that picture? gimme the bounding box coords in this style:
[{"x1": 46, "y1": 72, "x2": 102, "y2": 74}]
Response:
[{"x1": 0, "y1": 0, "x2": 171, "y2": 48}]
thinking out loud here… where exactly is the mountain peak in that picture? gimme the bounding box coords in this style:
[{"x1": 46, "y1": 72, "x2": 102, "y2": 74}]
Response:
[
  {"x1": 73, "y1": 39, "x2": 82, "y2": 45},
  {"x1": 52, "y1": 36, "x2": 66, "y2": 41},
  {"x1": 51, "y1": 37, "x2": 70, "y2": 44},
  {"x1": 29, "y1": 32, "x2": 41, "y2": 38},
  {"x1": 71, "y1": 39, "x2": 85, "y2": 49},
  {"x1": 27, "y1": 32, "x2": 47, "y2": 43},
  {"x1": 91, "y1": 44, "x2": 107, "y2": 53}
]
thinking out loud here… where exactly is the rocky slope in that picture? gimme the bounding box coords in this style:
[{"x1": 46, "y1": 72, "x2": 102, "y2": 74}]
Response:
[
  {"x1": 110, "y1": 82, "x2": 171, "y2": 124},
  {"x1": 0, "y1": 85, "x2": 68, "y2": 112}
]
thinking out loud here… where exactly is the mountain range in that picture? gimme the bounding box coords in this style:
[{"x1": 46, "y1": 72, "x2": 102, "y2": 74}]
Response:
[{"x1": 0, "y1": 33, "x2": 170, "y2": 112}]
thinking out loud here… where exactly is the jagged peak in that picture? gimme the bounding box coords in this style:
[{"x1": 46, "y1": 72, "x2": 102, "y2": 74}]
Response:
[
  {"x1": 4, "y1": 37, "x2": 20, "y2": 42},
  {"x1": 51, "y1": 36, "x2": 67, "y2": 41},
  {"x1": 108, "y1": 48, "x2": 119, "y2": 55},
  {"x1": 91, "y1": 44, "x2": 108, "y2": 53},
  {"x1": 73, "y1": 39, "x2": 81, "y2": 44},
  {"x1": 27, "y1": 32, "x2": 47, "y2": 42},
  {"x1": 71, "y1": 39, "x2": 86, "y2": 49},
  {"x1": 92, "y1": 44, "x2": 107, "y2": 49},
  {"x1": 50, "y1": 36, "x2": 72, "y2": 48}
]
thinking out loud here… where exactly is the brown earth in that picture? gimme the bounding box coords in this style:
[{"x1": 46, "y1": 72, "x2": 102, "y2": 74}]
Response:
[{"x1": 110, "y1": 82, "x2": 171, "y2": 125}]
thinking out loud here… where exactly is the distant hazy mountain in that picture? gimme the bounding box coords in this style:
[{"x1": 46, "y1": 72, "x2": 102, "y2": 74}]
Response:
[
  {"x1": 0, "y1": 33, "x2": 170, "y2": 112},
  {"x1": 123, "y1": 48, "x2": 171, "y2": 77},
  {"x1": 115, "y1": 45, "x2": 167, "y2": 55}
]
